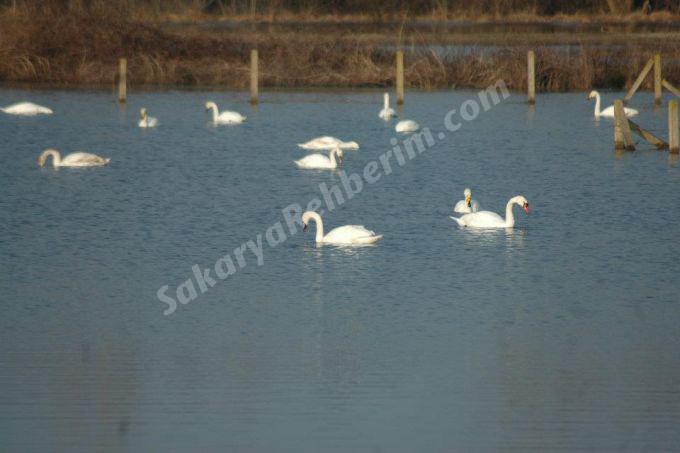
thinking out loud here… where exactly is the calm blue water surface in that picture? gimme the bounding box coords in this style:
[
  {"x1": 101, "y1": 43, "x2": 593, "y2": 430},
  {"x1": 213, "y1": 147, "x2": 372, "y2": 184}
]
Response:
[{"x1": 1, "y1": 88, "x2": 679, "y2": 452}]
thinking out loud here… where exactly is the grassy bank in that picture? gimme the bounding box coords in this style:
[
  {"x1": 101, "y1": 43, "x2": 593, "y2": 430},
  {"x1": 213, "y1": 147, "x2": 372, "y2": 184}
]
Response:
[{"x1": 1, "y1": 4, "x2": 679, "y2": 92}]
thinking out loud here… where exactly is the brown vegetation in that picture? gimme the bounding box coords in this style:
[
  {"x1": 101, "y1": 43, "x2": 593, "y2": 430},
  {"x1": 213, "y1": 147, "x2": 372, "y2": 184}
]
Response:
[{"x1": 1, "y1": 2, "x2": 679, "y2": 92}]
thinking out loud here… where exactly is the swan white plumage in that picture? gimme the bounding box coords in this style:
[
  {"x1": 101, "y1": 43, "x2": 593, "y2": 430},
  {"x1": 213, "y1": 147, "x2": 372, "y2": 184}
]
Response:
[
  {"x1": 1, "y1": 102, "x2": 53, "y2": 115},
  {"x1": 294, "y1": 147, "x2": 343, "y2": 169},
  {"x1": 205, "y1": 101, "x2": 246, "y2": 124},
  {"x1": 138, "y1": 108, "x2": 159, "y2": 128},
  {"x1": 378, "y1": 92, "x2": 397, "y2": 120},
  {"x1": 395, "y1": 120, "x2": 420, "y2": 133},
  {"x1": 298, "y1": 136, "x2": 359, "y2": 150},
  {"x1": 588, "y1": 91, "x2": 638, "y2": 118},
  {"x1": 451, "y1": 195, "x2": 529, "y2": 228},
  {"x1": 301, "y1": 211, "x2": 383, "y2": 245},
  {"x1": 453, "y1": 188, "x2": 480, "y2": 213},
  {"x1": 38, "y1": 149, "x2": 110, "y2": 168}
]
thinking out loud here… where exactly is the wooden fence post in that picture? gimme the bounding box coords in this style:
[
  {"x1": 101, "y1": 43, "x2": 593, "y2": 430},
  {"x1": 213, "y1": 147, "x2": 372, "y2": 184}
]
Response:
[
  {"x1": 614, "y1": 100, "x2": 635, "y2": 151},
  {"x1": 654, "y1": 54, "x2": 662, "y2": 105},
  {"x1": 527, "y1": 50, "x2": 536, "y2": 105},
  {"x1": 624, "y1": 57, "x2": 654, "y2": 103},
  {"x1": 250, "y1": 49, "x2": 258, "y2": 105},
  {"x1": 670, "y1": 100, "x2": 679, "y2": 154},
  {"x1": 118, "y1": 58, "x2": 127, "y2": 103},
  {"x1": 396, "y1": 51, "x2": 404, "y2": 105}
]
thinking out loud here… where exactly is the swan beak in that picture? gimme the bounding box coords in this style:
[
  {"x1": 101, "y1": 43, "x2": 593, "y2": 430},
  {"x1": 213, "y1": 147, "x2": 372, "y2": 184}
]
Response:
[
  {"x1": 523, "y1": 202, "x2": 530, "y2": 214},
  {"x1": 302, "y1": 223, "x2": 308, "y2": 232},
  {"x1": 466, "y1": 196, "x2": 471, "y2": 207}
]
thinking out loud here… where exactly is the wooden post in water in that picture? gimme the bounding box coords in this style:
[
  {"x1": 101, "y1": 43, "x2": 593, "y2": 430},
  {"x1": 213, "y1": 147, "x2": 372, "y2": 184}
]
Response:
[
  {"x1": 670, "y1": 100, "x2": 679, "y2": 154},
  {"x1": 662, "y1": 79, "x2": 680, "y2": 99},
  {"x1": 654, "y1": 54, "x2": 662, "y2": 105},
  {"x1": 396, "y1": 51, "x2": 404, "y2": 105},
  {"x1": 624, "y1": 57, "x2": 654, "y2": 103},
  {"x1": 250, "y1": 49, "x2": 258, "y2": 105},
  {"x1": 118, "y1": 58, "x2": 127, "y2": 103},
  {"x1": 527, "y1": 50, "x2": 536, "y2": 105},
  {"x1": 614, "y1": 100, "x2": 635, "y2": 151}
]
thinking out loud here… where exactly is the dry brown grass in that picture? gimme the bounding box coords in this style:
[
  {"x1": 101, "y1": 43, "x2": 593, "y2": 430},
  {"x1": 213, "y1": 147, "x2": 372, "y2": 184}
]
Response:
[{"x1": 1, "y1": 4, "x2": 679, "y2": 92}]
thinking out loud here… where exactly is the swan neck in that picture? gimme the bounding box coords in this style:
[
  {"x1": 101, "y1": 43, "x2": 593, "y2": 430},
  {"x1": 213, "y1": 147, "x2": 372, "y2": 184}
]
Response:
[
  {"x1": 329, "y1": 148, "x2": 340, "y2": 168},
  {"x1": 40, "y1": 149, "x2": 60, "y2": 167},
  {"x1": 384, "y1": 93, "x2": 389, "y2": 109},
  {"x1": 310, "y1": 212, "x2": 324, "y2": 242},
  {"x1": 594, "y1": 93, "x2": 601, "y2": 116},
  {"x1": 208, "y1": 104, "x2": 218, "y2": 122},
  {"x1": 505, "y1": 199, "x2": 516, "y2": 227}
]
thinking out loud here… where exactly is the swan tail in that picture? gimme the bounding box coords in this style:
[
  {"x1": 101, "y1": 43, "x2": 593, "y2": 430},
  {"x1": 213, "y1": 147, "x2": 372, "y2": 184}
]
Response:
[{"x1": 450, "y1": 216, "x2": 465, "y2": 227}]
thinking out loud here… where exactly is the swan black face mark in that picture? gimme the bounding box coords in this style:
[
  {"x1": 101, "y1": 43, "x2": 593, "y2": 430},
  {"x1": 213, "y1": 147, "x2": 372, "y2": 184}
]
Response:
[
  {"x1": 302, "y1": 223, "x2": 308, "y2": 232},
  {"x1": 523, "y1": 202, "x2": 530, "y2": 214}
]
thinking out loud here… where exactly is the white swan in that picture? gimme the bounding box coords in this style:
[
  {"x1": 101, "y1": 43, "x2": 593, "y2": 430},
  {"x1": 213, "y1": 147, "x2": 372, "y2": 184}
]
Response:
[
  {"x1": 138, "y1": 108, "x2": 158, "y2": 128},
  {"x1": 1, "y1": 102, "x2": 53, "y2": 115},
  {"x1": 588, "y1": 91, "x2": 638, "y2": 118},
  {"x1": 298, "y1": 136, "x2": 359, "y2": 150},
  {"x1": 395, "y1": 120, "x2": 420, "y2": 133},
  {"x1": 38, "y1": 149, "x2": 110, "y2": 168},
  {"x1": 302, "y1": 211, "x2": 383, "y2": 245},
  {"x1": 205, "y1": 101, "x2": 246, "y2": 124},
  {"x1": 453, "y1": 188, "x2": 480, "y2": 213},
  {"x1": 378, "y1": 92, "x2": 397, "y2": 120},
  {"x1": 451, "y1": 195, "x2": 529, "y2": 228},
  {"x1": 294, "y1": 147, "x2": 343, "y2": 170}
]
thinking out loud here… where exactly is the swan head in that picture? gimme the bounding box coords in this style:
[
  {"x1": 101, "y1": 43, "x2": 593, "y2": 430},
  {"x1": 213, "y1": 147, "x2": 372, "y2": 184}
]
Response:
[
  {"x1": 301, "y1": 211, "x2": 317, "y2": 232},
  {"x1": 204, "y1": 101, "x2": 216, "y2": 111},
  {"x1": 513, "y1": 195, "x2": 530, "y2": 214},
  {"x1": 463, "y1": 188, "x2": 472, "y2": 206},
  {"x1": 345, "y1": 141, "x2": 360, "y2": 150},
  {"x1": 587, "y1": 90, "x2": 598, "y2": 100},
  {"x1": 38, "y1": 148, "x2": 59, "y2": 168}
]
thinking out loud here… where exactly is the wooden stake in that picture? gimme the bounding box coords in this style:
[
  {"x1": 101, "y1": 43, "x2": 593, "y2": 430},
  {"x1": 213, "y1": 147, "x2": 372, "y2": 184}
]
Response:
[
  {"x1": 654, "y1": 54, "x2": 662, "y2": 105},
  {"x1": 662, "y1": 79, "x2": 680, "y2": 99},
  {"x1": 250, "y1": 49, "x2": 258, "y2": 105},
  {"x1": 624, "y1": 58, "x2": 653, "y2": 103},
  {"x1": 118, "y1": 58, "x2": 127, "y2": 103},
  {"x1": 527, "y1": 50, "x2": 536, "y2": 105},
  {"x1": 628, "y1": 119, "x2": 668, "y2": 149},
  {"x1": 614, "y1": 100, "x2": 635, "y2": 151},
  {"x1": 396, "y1": 51, "x2": 404, "y2": 105},
  {"x1": 670, "y1": 100, "x2": 679, "y2": 154}
]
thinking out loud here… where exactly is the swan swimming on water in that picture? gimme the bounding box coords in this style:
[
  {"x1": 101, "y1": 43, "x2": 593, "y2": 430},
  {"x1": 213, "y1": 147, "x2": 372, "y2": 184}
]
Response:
[
  {"x1": 588, "y1": 91, "x2": 638, "y2": 118},
  {"x1": 1, "y1": 102, "x2": 53, "y2": 115},
  {"x1": 138, "y1": 108, "x2": 159, "y2": 128},
  {"x1": 295, "y1": 147, "x2": 343, "y2": 170},
  {"x1": 298, "y1": 136, "x2": 359, "y2": 150},
  {"x1": 378, "y1": 92, "x2": 397, "y2": 120},
  {"x1": 395, "y1": 120, "x2": 420, "y2": 133},
  {"x1": 301, "y1": 211, "x2": 383, "y2": 245},
  {"x1": 205, "y1": 101, "x2": 246, "y2": 124},
  {"x1": 453, "y1": 188, "x2": 480, "y2": 213},
  {"x1": 451, "y1": 195, "x2": 529, "y2": 228},
  {"x1": 38, "y1": 149, "x2": 110, "y2": 168}
]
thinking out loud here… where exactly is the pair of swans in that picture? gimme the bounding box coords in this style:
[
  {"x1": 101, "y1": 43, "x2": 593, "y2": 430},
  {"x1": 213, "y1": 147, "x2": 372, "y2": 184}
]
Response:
[
  {"x1": 138, "y1": 108, "x2": 159, "y2": 128},
  {"x1": 302, "y1": 211, "x2": 382, "y2": 245},
  {"x1": 588, "y1": 90, "x2": 638, "y2": 118},
  {"x1": 1, "y1": 102, "x2": 53, "y2": 115},
  {"x1": 298, "y1": 136, "x2": 359, "y2": 150},
  {"x1": 38, "y1": 149, "x2": 110, "y2": 168},
  {"x1": 453, "y1": 188, "x2": 480, "y2": 214},
  {"x1": 205, "y1": 101, "x2": 246, "y2": 124},
  {"x1": 295, "y1": 147, "x2": 344, "y2": 169},
  {"x1": 451, "y1": 195, "x2": 529, "y2": 228}
]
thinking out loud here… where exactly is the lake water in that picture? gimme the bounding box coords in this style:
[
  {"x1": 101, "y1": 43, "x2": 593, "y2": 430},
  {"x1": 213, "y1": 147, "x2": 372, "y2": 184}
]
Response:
[{"x1": 1, "y1": 88, "x2": 679, "y2": 452}]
